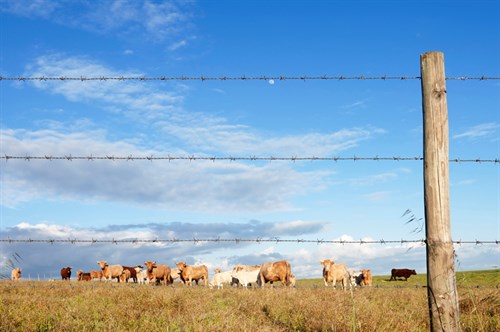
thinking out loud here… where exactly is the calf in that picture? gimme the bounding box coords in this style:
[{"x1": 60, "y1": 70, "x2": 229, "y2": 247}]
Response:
[
  {"x1": 170, "y1": 268, "x2": 182, "y2": 283},
  {"x1": 77, "y1": 270, "x2": 92, "y2": 281},
  {"x1": 60, "y1": 267, "x2": 72, "y2": 280},
  {"x1": 135, "y1": 268, "x2": 149, "y2": 284},
  {"x1": 122, "y1": 265, "x2": 141, "y2": 283},
  {"x1": 209, "y1": 268, "x2": 233, "y2": 289},
  {"x1": 390, "y1": 268, "x2": 416, "y2": 281},
  {"x1": 360, "y1": 269, "x2": 372, "y2": 287},
  {"x1": 120, "y1": 269, "x2": 131, "y2": 283},
  {"x1": 11, "y1": 267, "x2": 21, "y2": 280},
  {"x1": 90, "y1": 270, "x2": 104, "y2": 281}
]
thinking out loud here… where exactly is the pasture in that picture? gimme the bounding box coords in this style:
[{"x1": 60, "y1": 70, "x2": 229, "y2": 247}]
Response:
[{"x1": 0, "y1": 270, "x2": 498, "y2": 332}]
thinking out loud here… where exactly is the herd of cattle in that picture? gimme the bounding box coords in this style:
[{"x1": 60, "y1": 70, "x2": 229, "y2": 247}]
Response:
[{"x1": 9, "y1": 261, "x2": 417, "y2": 289}]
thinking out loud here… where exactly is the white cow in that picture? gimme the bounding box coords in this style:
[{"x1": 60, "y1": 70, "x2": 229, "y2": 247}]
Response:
[
  {"x1": 231, "y1": 269, "x2": 259, "y2": 288},
  {"x1": 135, "y1": 267, "x2": 149, "y2": 284},
  {"x1": 209, "y1": 268, "x2": 233, "y2": 289}
]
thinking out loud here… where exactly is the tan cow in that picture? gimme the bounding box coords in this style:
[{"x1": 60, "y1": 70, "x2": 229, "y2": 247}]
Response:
[
  {"x1": 11, "y1": 267, "x2": 21, "y2": 280},
  {"x1": 257, "y1": 260, "x2": 294, "y2": 287},
  {"x1": 90, "y1": 270, "x2": 104, "y2": 281},
  {"x1": 175, "y1": 262, "x2": 209, "y2": 286},
  {"x1": 360, "y1": 269, "x2": 372, "y2": 287},
  {"x1": 97, "y1": 261, "x2": 124, "y2": 282},
  {"x1": 320, "y1": 259, "x2": 350, "y2": 290},
  {"x1": 144, "y1": 261, "x2": 171, "y2": 285}
]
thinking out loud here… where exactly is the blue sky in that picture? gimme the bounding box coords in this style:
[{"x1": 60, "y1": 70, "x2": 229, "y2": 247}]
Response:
[{"x1": 0, "y1": 0, "x2": 499, "y2": 280}]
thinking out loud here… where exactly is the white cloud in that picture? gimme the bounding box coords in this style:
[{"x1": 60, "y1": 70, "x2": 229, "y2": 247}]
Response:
[{"x1": 1, "y1": 128, "x2": 327, "y2": 211}]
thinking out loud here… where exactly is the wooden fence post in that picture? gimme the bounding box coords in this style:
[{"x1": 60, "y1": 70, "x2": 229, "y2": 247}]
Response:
[{"x1": 421, "y1": 51, "x2": 460, "y2": 331}]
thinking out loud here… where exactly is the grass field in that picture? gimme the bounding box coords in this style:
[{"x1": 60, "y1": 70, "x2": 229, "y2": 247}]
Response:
[{"x1": 1, "y1": 270, "x2": 498, "y2": 331}]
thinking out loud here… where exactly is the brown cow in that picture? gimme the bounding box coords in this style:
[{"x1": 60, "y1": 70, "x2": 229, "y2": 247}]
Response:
[
  {"x1": 175, "y1": 262, "x2": 209, "y2": 286},
  {"x1": 60, "y1": 267, "x2": 72, "y2": 280},
  {"x1": 144, "y1": 261, "x2": 172, "y2": 285},
  {"x1": 390, "y1": 268, "x2": 416, "y2": 281},
  {"x1": 97, "y1": 261, "x2": 124, "y2": 282},
  {"x1": 320, "y1": 259, "x2": 350, "y2": 290},
  {"x1": 76, "y1": 270, "x2": 92, "y2": 281},
  {"x1": 11, "y1": 267, "x2": 21, "y2": 280},
  {"x1": 257, "y1": 260, "x2": 294, "y2": 287}
]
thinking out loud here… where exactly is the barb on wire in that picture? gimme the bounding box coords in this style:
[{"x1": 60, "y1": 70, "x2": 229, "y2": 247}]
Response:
[
  {"x1": 1, "y1": 75, "x2": 499, "y2": 82},
  {"x1": 1, "y1": 155, "x2": 499, "y2": 163}
]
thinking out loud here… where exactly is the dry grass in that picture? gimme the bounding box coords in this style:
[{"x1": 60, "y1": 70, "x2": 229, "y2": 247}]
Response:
[{"x1": 0, "y1": 281, "x2": 498, "y2": 332}]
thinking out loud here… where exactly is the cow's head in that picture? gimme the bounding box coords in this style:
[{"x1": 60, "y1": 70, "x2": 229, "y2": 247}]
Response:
[
  {"x1": 214, "y1": 268, "x2": 221, "y2": 274},
  {"x1": 175, "y1": 262, "x2": 187, "y2": 271},
  {"x1": 411, "y1": 270, "x2": 417, "y2": 275},
  {"x1": 320, "y1": 259, "x2": 334, "y2": 271},
  {"x1": 97, "y1": 261, "x2": 108, "y2": 269},
  {"x1": 362, "y1": 269, "x2": 371, "y2": 279},
  {"x1": 144, "y1": 261, "x2": 157, "y2": 272}
]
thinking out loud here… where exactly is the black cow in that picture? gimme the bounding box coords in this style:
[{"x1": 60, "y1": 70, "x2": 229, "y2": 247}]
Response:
[{"x1": 390, "y1": 268, "x2": 416, "y2": 281}]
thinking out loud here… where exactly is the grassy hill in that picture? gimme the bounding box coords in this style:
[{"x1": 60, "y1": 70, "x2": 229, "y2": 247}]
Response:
[{"x1": 296, "y1": 269, "x2": 499, "y2": 288}]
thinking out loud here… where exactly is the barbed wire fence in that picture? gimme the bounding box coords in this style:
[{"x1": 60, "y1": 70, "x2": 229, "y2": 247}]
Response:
[
  {"x1": 1, "y1": 68, "x2": 499, "y2": 295},
  {"x1": 0, "y1": 238, "x2": 498, "y2": 245},
  {"x1": 1, "y1": 155, "x2": 499, "y2": 163},
  {"x1": 1, "y1": 75, "x2": 499, "y2": 81}
]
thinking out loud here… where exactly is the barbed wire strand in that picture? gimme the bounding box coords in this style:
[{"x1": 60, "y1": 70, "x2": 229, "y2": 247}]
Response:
[
  {"x1": 1, "y1": 75, "x2": 499, "y2": 82},
  {"x1": 0, "y1": 238, "x2": 497, "y2": 245},
  {"x1": 1, "y1": 155, "x2": 499, "y2": 163}
]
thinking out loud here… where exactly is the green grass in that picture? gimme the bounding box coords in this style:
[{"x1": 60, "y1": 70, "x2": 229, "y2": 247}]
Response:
[{"x1": 297, "y1": 269, "x2": 499, "y2": 288}]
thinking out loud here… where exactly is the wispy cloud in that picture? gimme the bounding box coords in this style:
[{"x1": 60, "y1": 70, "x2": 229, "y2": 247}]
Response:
[
  {"x1": 363, "y1": 191, "x2": 392, "y2": 201},
  {"x1": 22, "y1": 54, "x2": 386, "y2": 157},
  {"x1": 453, "y1": 123, "x2": 500, "y2": 141},
  {"x1": 348, "y1": 171, "x2": 399, "y2": 187},
  {"x1": 0, "y1": 0, "x2": 60, "y2": 18},
  {"x1": 1, "y1": 0, "x2": 195, "y2": 43}
]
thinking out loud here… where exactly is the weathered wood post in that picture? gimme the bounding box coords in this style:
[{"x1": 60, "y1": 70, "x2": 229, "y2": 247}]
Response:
[{"x1": 420, "y1": 51, "x2": 460, "y2": 331}]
